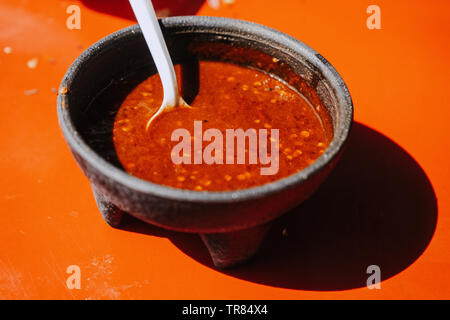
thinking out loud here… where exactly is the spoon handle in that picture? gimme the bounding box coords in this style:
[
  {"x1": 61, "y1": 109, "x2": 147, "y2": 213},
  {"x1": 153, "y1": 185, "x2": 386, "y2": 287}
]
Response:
[{"x1": 129, "y1": 0, "x2": 180, "y2": 107}]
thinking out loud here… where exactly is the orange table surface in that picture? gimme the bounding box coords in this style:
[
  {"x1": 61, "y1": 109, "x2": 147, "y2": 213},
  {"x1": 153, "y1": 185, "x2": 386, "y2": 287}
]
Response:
[{"x1": 1, "y1": 0, "x2": 449, "y2": 299}]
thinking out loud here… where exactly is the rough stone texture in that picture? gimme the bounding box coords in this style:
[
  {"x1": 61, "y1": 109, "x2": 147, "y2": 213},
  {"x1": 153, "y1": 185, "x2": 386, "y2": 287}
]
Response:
[
  {"x1": 201, "y1": 223, "x2": 272, "y2": 268},
  {"x1": 92, "y1": 186, "x2": 124, "y2": 228}
]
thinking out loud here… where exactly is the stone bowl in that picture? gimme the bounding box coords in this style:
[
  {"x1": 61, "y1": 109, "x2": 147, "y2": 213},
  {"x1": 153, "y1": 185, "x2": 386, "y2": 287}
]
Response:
[{"x1": 57, "y1": 16, "x2": 353, "y2": 268}]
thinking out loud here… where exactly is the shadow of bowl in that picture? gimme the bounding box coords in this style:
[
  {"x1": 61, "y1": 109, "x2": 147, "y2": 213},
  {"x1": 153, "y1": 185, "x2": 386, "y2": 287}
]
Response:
[{"x1": 121, "y1": 122, "x2": 437, "y2": 290}]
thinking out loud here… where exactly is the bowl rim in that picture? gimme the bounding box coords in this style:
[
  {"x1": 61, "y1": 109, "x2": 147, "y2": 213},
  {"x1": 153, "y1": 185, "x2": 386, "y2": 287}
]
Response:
[{"x1": 57, "y1": 16, "x2": 353, "y2": 203}]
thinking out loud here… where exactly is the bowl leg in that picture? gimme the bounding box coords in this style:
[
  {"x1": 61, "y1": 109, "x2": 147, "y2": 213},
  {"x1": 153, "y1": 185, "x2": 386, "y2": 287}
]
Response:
[
  {"x1": 200, "y1": 223, "x2": 272, "y2": 269},
  {"x1": 92, "y1": 186, "x2": 124, "y2": 228}
]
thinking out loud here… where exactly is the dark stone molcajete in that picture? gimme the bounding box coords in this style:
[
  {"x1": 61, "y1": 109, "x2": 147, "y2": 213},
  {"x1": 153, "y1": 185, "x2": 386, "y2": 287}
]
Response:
[{"x1": 57, "y1": 17, "x2": 353, "y2": 268}]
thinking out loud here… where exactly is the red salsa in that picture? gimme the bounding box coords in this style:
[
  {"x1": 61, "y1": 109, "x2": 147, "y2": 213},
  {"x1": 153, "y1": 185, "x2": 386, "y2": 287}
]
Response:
[{"x1": 113, "y1": 61, "x2": 332, "y2": 191}]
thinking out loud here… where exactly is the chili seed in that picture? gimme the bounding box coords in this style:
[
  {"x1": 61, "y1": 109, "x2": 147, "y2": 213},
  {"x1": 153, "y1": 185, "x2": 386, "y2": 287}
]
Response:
[{"x1": 301, "y1": 130, "x2": 310, "y2": 138}]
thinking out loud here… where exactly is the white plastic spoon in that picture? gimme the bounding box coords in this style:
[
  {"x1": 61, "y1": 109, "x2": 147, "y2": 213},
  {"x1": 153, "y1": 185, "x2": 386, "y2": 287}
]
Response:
[{"x1": 129, "y1": 0, "x2": 190, "y2": 130}]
